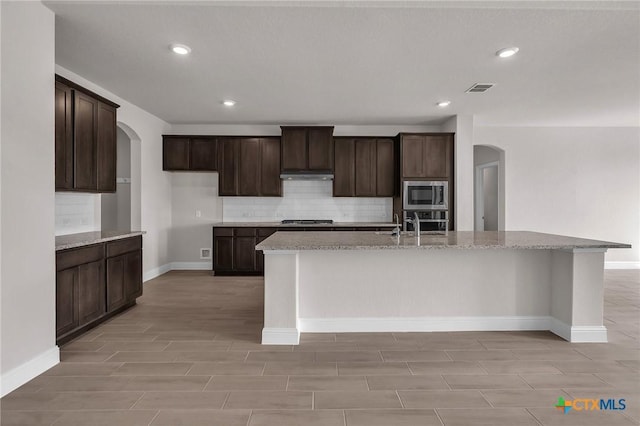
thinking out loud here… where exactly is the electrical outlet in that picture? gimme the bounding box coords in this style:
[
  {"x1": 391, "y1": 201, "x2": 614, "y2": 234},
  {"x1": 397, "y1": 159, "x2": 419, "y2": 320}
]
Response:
[
  {"x1": 200, "y1": 248, "x2": 211, "y2": 259},
  {"x1": 195, "y1": 210, "x2": 202, "y2": 218}
]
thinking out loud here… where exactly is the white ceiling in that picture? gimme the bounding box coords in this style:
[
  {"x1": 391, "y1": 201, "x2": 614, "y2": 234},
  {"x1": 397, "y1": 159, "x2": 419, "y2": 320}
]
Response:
[{"x1": 46, "y1": 1, "x2": 639, "y2": 127}]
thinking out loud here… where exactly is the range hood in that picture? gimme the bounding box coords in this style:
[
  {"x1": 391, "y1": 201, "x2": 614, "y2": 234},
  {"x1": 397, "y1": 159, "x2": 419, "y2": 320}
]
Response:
[{"x1": 280, "y1": 172, "x2": 334, "y2": 181}]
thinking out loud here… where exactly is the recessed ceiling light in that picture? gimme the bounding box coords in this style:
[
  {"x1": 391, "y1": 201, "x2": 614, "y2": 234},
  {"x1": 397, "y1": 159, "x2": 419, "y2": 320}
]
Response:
[
  {"x1": 496, "y1": 47, "x2": 519, "y2": 58},
  {"x1": 170, "y1": 44, "x2": 191, "y2": 55},
  {"x1": 222, "y1": 100, "x2": 236, "y2": 107},
  {"x1": 437, "y1": 101, "x2": 451, "y2": 107}
]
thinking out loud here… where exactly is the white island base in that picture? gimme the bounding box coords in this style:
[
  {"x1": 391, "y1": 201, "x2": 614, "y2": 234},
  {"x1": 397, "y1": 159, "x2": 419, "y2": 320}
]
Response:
[{"x1": 258, "y1": 232, "x2": 631, "y2": 345}]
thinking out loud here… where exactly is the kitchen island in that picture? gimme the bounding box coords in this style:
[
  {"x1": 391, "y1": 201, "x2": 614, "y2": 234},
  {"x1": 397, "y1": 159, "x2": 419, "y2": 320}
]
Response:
[{"x1": 256, "y1": 231, "x2": 630, "y2": 345}]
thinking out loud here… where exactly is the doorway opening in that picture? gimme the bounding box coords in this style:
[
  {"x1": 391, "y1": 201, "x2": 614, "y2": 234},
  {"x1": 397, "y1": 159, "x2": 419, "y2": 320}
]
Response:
[
  {"x1": 101, "y1": 123, "x2": 141, "y2": 231},
  {"x1": 474, "y1": 145, "x2": 505, "y2": 231}
]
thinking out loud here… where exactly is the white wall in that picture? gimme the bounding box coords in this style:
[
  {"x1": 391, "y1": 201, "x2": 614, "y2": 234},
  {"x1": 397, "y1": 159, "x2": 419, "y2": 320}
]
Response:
[
  {"x1": 170, "y1": 173, "x2": 222, "y2": 267},
  {"x1": 442, "y1": 115, "x2": 474, "y2": 231},
  {"x1": 1, "y1": 1, "x2": 58, "y2": 396},
  {"x1": 55, "y1": 66, "x2": 172, "y2": 280},
  {"x1": 474, "y1": 126, "x2": 640, "y2": 265}
]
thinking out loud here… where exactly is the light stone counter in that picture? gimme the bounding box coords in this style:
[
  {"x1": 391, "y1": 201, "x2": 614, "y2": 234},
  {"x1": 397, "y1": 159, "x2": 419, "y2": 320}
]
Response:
[
  {"x1": 56, "y1": 231, "x2": 145, "y2": 251},
  {"x1": 256, "y1": 231, "x2": 631, "y2": 251},
  {"x1": 258, "y1": 231, "x2": 631, "y2": 346},
  {"x1": 212, "y1": 222, "x2": 396, "y2": 228}
]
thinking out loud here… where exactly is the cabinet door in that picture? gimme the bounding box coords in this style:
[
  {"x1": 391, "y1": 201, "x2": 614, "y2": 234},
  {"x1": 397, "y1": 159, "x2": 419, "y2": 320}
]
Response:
[
  {"x1": 422, "y1": 134, "x2": 451, "y2": 178},
  {"x1": 125, "y1": 250, "x2": 143, "y2": 300},
  {"x1": 55, "y1": 82, "x2": 74, "y2": 191},
  {"x1": 281, "y1": 127, "x2": 307, "y2": 171},
  {"x1": 218, "y1": 138, "x2": 239, "y2": 196},
  {"x1": 333, "y1": 138, "x2": 355, "y2": 197},
  {"x1": 308, "y1": 127, "x2": 334, "y2": 171},
  {"x1": 376, "y1": 138, "x2": 395, "y2": 197},
  {"x1": 213, "y1": 235, "x2": 234, "y2": 272},
  {"x1": 401, "y1": 135, "x2": 426, "y2": 178},
  {"x1": 354, "y1": 139, "x2": 376, "y2": 196},
  {"x1": 260, "y1": 138, "x2": 282, "y2": 196},
  {"x1": 97, "y1": 102, "x2": 117, "y2": 192},
  {"x1": 234, "y1": 236, "x2": 256, "y2": 271},
  {"x1": 163, "y1": 137, "x2": 190, "y2": 171},
  {"x1": 238, "y1": 138, "x2": 261, "y2": 196},
  {"x1": 106, "y1": 255, "x2": 126, "y2": 311},
  {"x1": 56, "y1": 267, "x2": 78, "y2": 337},
  {"x1": 77, "y1": 260, "x2": 105, "y2": 326},
  {"x1": 190, "y1": 137, "x2": 218, "y2": 171},
  {"x1": 74, "y1": 91, "x2": 99, "y2": 190}
]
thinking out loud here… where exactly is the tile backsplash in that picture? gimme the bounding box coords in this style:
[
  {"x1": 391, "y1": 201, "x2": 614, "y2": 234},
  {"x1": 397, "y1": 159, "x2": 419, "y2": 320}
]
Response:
[
  {"x1": 55, "y1": 193, "x2": 101, "y2": 235},
  {"x1": 223, "y1": 181, "x2": 392, "y2": 222}
]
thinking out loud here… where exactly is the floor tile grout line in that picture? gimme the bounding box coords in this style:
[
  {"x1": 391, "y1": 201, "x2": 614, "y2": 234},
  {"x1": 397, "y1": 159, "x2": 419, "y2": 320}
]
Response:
[
  {"x1": 245, "y1": 409, "x2": 253, "y2": 426},
  {"x1": 146, "y1": 409, "x2": 161, "y2": 426},
  {"x1": 524, "y1": 407, "x2": 545, "y2": 426},
  {"x1": 395, "y1": 389, "x2": 404, "y2": 408},
  {"x1": 433, "y1": 408, "x2": 445, "y2": 426},
  {"x1": 129, "y1": 390, "x2": 147, "y2": 410},
  {"x1": 221, "y1": 390, "x2": 231, "y2": 409},
  {"x1": 342, "y1": 409, "x2": 347, "y2": 426}
]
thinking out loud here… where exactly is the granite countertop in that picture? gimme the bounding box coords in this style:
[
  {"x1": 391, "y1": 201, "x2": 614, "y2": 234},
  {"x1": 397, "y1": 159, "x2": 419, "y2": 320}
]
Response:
[
  {"x1": 211, "y1": 222, "x2": 396, "y2": 228},
  {"x1": 256, "y1": 230, "x2": 632, "y2": 251},
  {"x1": 56, "y1": 231, "x2": 146, "y2": 251}
]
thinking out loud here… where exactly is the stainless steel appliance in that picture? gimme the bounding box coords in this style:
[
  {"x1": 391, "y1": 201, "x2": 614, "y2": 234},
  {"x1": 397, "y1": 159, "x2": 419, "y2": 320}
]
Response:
[
  {"x1": 403, "y1": 180, "x2": 448, "y2": 211},
  {"x1": 403, "y1": 210, "x2": 449, "y2": 233}
]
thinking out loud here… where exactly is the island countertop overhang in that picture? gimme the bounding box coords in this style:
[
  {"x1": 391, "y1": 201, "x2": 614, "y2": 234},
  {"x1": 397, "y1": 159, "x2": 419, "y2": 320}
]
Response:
[{"x1": 256, "y1": 230, "x2": 631, "y2": 251}]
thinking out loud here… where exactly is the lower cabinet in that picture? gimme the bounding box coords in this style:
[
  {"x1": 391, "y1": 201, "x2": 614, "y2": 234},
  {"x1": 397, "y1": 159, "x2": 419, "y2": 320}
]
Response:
[
  {"x1": 56, "y1": 236, "x2": 142, "y2": 344},
  {"x1": 212, "y1": 226, "x2": 394, "y2": 276}
]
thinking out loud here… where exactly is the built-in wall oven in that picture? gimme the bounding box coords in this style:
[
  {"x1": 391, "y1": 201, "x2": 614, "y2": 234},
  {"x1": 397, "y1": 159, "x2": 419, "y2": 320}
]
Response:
[
  {"x1": 403, "y1": 180, "x2": 448, "y2": 211},
  {"x1": 403, "y1": 210, "x2": 449, "y2": 233}
]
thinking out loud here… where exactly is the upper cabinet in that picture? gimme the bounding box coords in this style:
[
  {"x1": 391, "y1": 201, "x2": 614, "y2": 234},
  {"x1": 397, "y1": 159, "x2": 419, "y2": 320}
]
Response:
[
  {"x1": 55, "y1": 75, "x2": 119, "y2": 193},
  {"x1": 333, "y1": 137, "x2": 396, "y2": 197},
  {"x1": 218, "y1": 137, "x2": 282, "y2": 197},
  {"x1": 162, "y1": 136, "x2": 217, "y2": 171},
  {"x1": 281, "y1": 126, "x2": 334, "y2": 172},
  {"x1": 399, "y1": 133, "x2": 453, "y2": 179}
]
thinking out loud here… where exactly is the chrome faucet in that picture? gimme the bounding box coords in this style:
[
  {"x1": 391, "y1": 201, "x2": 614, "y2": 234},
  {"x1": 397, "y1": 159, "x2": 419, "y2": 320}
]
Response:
[
  {"x1": 392, "y1": 213, "x2": 401, "y2": 236},
  {"x1": 413, "y1": 211, "x2": 421, "y2": 243}
]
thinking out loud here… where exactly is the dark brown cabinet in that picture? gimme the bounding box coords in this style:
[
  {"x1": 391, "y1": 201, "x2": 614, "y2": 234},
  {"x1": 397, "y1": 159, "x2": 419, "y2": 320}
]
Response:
[
  {"x1": 333, "y1": 137, "x2": 396, "y2": 197},
  {"x1": 162, "y1": 136, "x2": 218, "y2": 171},
  {"x1": 218, "y1": 137, "x2": 282, "y2": 197},
  {"x1": 56, "y1": 236, "x2": 143, "y2": 344},
  {"x1": 281, "y1": 126, "x2": 334, "y2": 172},
  {"x1": 55, "y1": 75, "x2": 119, "y2": 193},
  {"x1": 106, "y1": 237, "x2": 143, "y2": 312},
  {"x1": 55, "y1": 81, "x2": 74, "y2": 190},
  {"x1": 400, "y1": 133, "x2": 453, "y2": 179}
]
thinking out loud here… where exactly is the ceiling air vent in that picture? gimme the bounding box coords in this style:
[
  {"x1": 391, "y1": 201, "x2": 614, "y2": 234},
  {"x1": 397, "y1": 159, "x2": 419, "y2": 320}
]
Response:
[{"x1": 466, "y1": 83, "x2": 495, "y2": 93}]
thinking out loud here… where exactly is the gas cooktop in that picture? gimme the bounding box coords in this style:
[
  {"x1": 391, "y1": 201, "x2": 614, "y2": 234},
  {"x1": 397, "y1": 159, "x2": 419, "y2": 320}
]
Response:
[{"x1": 281, "y1": 219, "x2": 334, "y2": 225}]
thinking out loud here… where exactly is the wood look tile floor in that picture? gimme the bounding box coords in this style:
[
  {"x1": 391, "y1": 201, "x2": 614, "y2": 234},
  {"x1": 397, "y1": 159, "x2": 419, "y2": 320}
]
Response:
[{"x1": 2, "y1": 270, "x2": 639, "y2": 426}]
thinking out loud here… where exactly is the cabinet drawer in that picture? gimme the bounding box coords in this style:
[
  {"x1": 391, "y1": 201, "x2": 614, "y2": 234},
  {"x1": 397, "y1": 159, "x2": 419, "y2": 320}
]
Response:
[
  {"x1": 214, "y1": 228, "x2": 233, "y2": 237},
  {"x1": 57, "y1": 244, "x2": 104, "y2": 271},
  {"x1": 106, "y1": 236, "x2": 142, "y2": 258},
  {"x1": 234, "y1": 228, "x2": 256, "y2": 237}
]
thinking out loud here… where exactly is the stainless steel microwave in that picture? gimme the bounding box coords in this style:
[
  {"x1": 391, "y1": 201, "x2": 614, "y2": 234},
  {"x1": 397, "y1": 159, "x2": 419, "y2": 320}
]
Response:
[{"x1": 403, "y1": 180, "x2": 448, "y2": 210}]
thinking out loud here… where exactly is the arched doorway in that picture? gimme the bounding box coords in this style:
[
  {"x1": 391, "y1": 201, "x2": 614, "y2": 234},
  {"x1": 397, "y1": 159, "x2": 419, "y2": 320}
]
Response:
[
  {"x1": 474, "y1": 145, "x2": 505, "y2": 231},
  {"x1": 100, "y1": 122, "x2": 142, "y2": 231}
]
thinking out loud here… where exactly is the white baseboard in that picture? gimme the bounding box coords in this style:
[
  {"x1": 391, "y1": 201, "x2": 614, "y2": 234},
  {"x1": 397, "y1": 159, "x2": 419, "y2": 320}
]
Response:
[
  {"x1": 0, "y1": 346, "x2": 59, "y2": 398},
  {"x1": 143, "y1": 263, "x2": 171, "y2": 282},
  {"x1": 262, "y1": 328, "x2": 300, "y2": 345},
  {"x1": 549, "y1": 318, "x2": 608, "y2": 343},
  {"x1": 299, "y1": 316, "x2": 551, "y2": 333},
  {"x1": 605, "y1": 261, "x2": 640, "y2": 270},
  {"x1": 170, "y1": 261, "x2": 212, "y2": 270}
]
